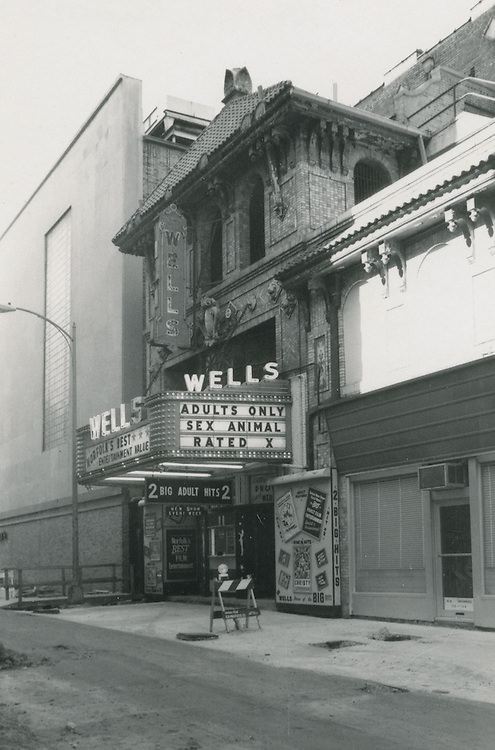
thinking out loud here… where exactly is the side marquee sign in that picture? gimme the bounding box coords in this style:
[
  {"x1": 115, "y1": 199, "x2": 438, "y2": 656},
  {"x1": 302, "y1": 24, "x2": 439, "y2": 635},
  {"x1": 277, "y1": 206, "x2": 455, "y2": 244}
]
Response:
[
  {"x1": 76, "y1": 364, "x2": 292, "y2": 483},
  {"x1": 145, "y1": 477, "x2": 233, "y2": 504}
]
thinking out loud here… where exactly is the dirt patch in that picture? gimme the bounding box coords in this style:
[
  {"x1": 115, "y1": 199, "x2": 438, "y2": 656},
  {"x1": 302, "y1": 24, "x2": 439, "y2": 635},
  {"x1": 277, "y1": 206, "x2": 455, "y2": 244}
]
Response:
[
  {"x1": 311, "y1": 628, "x2": 422, "y2": 650},
  {"x1": 0, "y1": 642, "x2": 47, "y2": 749},
  {"x1": 176, "y1": 632, "x2": 219, "y2": 641},
  {"x1": 360, "y1": 681, "x2": 410, "y2": 694},
  {"x1": 4, "y1": 602, "x2": 61, "y2": 614},
  {"x1": 0, "y1": 704, "x2": 39, "y2": 750},
  {"x1": 311, "y1": 640, "x2": 363, "y2": 650},
  {"x1": 0, "y1": 641, "x2": 37, "y2": 670},
  {"x1": 369, "y1": 627, "x2": 421, "y2": 642}
]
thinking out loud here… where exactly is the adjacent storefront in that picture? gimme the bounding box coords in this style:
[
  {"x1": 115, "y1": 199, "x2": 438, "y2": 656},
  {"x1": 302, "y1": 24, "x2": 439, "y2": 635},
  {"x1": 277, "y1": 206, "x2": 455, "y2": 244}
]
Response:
[{"x1": 323, "y1": 355, "x2": 495, "y2": 628}]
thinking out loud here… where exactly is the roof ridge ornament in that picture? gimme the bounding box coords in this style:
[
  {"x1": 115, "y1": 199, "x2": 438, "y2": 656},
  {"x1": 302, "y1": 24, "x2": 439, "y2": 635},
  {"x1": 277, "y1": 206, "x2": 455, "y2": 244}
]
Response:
[{"x1": 223, "y1": 67, "x2": 252, "y2": 104}]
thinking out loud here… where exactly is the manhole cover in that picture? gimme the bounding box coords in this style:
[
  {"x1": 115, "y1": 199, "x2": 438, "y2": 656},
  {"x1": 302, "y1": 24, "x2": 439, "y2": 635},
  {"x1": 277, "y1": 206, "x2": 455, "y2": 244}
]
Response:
[{"x1": 176, "y1": 632, "x2": 219, "y2": 641}]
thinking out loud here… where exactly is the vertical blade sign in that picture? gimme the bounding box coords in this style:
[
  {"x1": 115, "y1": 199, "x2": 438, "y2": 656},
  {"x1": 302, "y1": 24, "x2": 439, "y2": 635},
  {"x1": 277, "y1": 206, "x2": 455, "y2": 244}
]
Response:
[{"x1": 152, "y1": 205, "x2": 189, "y2": 349}]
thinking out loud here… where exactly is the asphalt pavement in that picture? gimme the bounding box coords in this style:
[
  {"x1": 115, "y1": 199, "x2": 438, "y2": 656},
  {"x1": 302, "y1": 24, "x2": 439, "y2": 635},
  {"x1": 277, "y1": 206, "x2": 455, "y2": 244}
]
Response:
[{"x1": 14, "y1": 597, "x2": 493, "y2": 706}]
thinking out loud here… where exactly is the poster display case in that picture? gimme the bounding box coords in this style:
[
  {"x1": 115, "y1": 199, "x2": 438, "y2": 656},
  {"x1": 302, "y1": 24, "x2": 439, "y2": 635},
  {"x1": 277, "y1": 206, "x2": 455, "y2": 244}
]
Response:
[{"x1": 272, "y1": 468, "x2": 341, "y2": 616}]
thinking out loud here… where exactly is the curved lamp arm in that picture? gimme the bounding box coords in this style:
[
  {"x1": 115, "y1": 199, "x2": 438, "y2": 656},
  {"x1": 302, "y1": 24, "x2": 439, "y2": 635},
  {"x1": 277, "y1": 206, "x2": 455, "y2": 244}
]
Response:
[
  {"x1": 0, "y1": 301, "x2": 82, "y2": 604},
  {"x1": 0, "y1": 303, "x2": 73, "y2": 346}
]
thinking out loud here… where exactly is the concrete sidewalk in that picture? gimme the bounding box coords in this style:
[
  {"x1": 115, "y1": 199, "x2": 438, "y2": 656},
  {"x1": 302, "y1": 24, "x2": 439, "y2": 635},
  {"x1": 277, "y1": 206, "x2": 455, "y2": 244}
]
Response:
[{"x1": 36, "y1": 600, "x2": 495, "y2": 706}]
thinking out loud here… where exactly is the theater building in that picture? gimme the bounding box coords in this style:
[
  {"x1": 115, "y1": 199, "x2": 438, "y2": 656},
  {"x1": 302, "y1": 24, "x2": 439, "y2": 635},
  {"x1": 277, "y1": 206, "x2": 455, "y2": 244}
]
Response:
[
  {"x1": 110, "y1": 66, "x2": 426, "y2": 611},
  {"x1": 7, "y1": 1, "x2": 495, "y2": 624},
  {"x1": 110, "y1": 2, "x2": 495, "y2": 625}
]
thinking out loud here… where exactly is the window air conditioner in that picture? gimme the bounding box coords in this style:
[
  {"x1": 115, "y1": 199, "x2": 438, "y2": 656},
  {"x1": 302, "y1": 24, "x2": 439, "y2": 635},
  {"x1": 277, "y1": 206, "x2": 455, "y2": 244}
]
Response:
[{"x1": 418, "y1": 463, "x2": 466, "y2": 490}]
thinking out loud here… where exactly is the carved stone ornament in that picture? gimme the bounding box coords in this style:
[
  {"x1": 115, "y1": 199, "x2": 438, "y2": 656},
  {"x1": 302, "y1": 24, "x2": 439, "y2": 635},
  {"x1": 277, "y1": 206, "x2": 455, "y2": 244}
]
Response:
[
  {"x1": 207, "y1": 177, "x2": 232, "y2": 214},
  {"x1": 467, "y1": 196, "x2": 494, "y2": 237},
  {"x1": 308, "y1": 276, "x2": 333, "y2": 323},
  {"x1": 267, "y1": 278, "x2": 283, "y2": 304},
  {"x1": 201, "y1": 296, "x2": 221, "y2": 346},
  {"x1": 379, "y1": 239, "x2": 406, "y2": 291},
  {"x1": 280, "y1": 290, "x2": 297, "y2": 318},
  {"x1": 223, "y1": 300, "x2": 239, "y2": 322},
  {"x1": 265, "y1": 139, "x2": 288, "y2": 220},
  {"x1": 274, "y1": 198, "x2": 289, "y2": 221},
  {"x1": 444, "y1": 207, "x2": 472, "y2": 247},
  {"x1": 361, "y1": 248, "x2": 387, "y2": 284}
]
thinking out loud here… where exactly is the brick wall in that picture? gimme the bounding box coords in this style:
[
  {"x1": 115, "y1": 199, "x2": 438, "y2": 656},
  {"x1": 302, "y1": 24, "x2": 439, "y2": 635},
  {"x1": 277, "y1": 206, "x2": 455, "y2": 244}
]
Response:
[
  {"x1": 0, "y1": 496, "x2": 127, "y2": 592},
  {"x1": 359, "y1": 6, "x2": 495, "y2": 118},
  {"x1": 143, "y1": 138, "x2": 185, "y2": 199}
]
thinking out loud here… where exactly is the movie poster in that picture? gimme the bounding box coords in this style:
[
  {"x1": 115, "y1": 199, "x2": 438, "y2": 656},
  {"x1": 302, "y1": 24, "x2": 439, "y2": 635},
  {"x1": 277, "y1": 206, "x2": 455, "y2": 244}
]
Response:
[
  {"x1": 273, "y1": 469, "x2": 340, "y2": 610},
  {"x1": 143, "y1": 506, "x2": 164, "y2": 595},
  {"x1": 166, "y1": 529, "x2": 197, "y2": 581},
  {"x1": 276, "y1": 490, "x2": 300, "y2": 542}
]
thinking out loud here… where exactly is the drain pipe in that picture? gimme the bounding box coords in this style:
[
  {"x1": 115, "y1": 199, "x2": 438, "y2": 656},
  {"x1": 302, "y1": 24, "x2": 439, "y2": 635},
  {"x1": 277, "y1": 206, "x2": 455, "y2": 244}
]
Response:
[{"x1": 418, "y1": 133, "x2": 428, "y2": 165}]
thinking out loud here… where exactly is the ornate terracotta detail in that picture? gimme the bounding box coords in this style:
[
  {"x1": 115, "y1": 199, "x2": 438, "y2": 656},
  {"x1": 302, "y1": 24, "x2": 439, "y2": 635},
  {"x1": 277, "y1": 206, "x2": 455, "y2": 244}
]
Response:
[{"x1": 267, "y1": 278, "x2": 283, "y2": 304}]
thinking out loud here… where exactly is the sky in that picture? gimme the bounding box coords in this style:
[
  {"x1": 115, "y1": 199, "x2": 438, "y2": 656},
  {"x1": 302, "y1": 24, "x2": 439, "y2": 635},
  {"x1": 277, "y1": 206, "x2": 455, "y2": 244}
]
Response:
[{"x1": 0, "y1": 0, "x2": 482, "y2": 234}]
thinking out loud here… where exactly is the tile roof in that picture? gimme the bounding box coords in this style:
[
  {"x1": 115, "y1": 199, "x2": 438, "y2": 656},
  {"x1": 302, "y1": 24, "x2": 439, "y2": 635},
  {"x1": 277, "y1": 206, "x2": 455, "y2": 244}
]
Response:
[
  {"x1": 114, "y1": 79, "x2": 423, "y2": 247},
  {"x1": 140, "y1": 80, "x2": 292, "y2": 216}
]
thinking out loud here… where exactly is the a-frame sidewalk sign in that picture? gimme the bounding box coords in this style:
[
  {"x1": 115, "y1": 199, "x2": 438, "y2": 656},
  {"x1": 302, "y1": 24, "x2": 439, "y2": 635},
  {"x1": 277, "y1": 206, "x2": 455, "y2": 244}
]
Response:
[{"x1": 209, "y1": 576, "x2": 261, "y2": 633}]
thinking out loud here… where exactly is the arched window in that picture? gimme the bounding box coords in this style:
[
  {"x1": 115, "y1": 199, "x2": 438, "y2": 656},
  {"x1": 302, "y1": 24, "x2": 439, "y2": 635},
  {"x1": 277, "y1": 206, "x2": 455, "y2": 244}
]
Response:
[
  {"x1": 249, "y1": 177, "x2": 265, "y2": 264},
  {"x1": 209, "y1": 207, "x2": 223, "y2": 283},
  {"x1": 354, "y1": 160, "x2": 391, "y2": 204}
]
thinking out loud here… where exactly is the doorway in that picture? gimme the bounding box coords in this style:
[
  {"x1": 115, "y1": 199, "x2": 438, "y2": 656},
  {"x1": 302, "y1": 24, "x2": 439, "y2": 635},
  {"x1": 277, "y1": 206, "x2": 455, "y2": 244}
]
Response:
[
  {"x1": 236, "y1": 504, "x2": 275, "y2": 597},
  {"x1": 434, "y1": 499, "x2": 473, "y2": 619},
  {"x1": 205, "y1": 504, "x2": 275, "y2": 597},
  {"x1": 129, "y1": 498, "x2": 144, "y2": 598}
]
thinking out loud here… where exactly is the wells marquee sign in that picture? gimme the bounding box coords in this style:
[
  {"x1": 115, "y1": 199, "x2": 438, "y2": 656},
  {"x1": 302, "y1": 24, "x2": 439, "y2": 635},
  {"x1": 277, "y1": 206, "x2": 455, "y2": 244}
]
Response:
[
  {"x1": 77, "y1": 397, "x2": 151, "y2": 479},
  {"x1": 76, "y1": 364, "x2": 292, "y2": 483},
  {"x1": 146, "y1": 378, "x2": 291, "y2": 463},
  {"x1": 150, "y1": 204, "x2": 189, "y2": 349},
  {"x1": 179, "y1": 400, "x2": 286, "y2": 451}
]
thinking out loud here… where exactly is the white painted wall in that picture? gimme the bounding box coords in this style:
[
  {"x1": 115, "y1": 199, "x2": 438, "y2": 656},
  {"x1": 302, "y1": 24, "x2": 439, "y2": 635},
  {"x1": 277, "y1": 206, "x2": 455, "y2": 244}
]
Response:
[
  {"x1": 0, "y1": 76, "x2": 144, "y2": 513},
  {"x1": 342, "y1": 223, "x2": 495, "y2": 395}
]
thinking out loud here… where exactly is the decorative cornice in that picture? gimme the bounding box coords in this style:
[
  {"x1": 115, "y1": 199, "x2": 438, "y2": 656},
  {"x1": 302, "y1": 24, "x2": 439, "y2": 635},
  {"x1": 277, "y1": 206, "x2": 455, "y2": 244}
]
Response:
[{"x1": 115, "y1": 86, "x2": 425, "y2": 252}]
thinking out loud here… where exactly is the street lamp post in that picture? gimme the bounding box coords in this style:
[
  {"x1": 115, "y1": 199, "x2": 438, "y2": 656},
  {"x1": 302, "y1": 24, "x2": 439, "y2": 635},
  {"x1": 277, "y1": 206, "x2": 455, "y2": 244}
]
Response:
[{"x1": 0, "y1": 302, "x2": 83, "y2": 604}]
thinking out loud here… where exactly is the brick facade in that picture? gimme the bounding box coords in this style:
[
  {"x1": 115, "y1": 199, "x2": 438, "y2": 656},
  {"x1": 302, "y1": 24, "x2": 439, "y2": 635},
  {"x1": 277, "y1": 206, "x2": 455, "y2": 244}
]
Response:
[
  {"x1": 0, "y1": 493, "x2": 127, "y2": 593},
  {"x1": 143, "y1": 137, "x2": 185, "y2": 198},
  {"x1": 358, "y1": 4, "x2": 495, "y2": 120}
]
